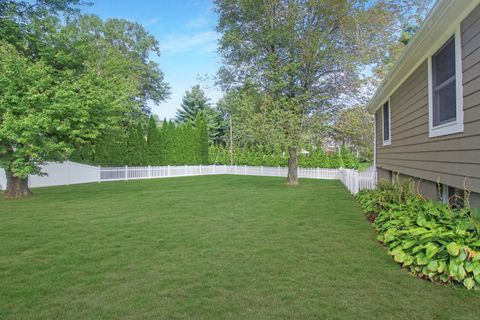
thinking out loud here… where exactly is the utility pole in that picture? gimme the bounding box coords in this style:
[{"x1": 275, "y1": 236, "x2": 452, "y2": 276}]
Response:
[{"x1": 229, "y1": 115, "x2": 233, "y2": 165}]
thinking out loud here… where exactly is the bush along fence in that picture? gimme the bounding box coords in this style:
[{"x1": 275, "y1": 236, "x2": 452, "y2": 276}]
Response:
[
  {"x1": 70, "y1": 116, "x2": 210, "y2": 166},
  {"x1": 209, "y1": 145, "x2": 361, "y2": 169},
  {"x1": 0, "y1": 161, "x2": 376, "y2": 194}
]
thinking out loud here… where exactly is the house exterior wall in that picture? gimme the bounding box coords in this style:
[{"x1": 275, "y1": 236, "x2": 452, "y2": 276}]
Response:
[{"x1": 375, "y1": 5, "x2": 480, "y2": 203}]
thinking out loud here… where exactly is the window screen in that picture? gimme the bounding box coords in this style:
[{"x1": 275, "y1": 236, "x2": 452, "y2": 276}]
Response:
[
  {"x1": 432, "y1": 37, "x2": 456, "y2": 126},
  {"x1": 383, "y1": 101, "x2": 390, "y2": 142}
]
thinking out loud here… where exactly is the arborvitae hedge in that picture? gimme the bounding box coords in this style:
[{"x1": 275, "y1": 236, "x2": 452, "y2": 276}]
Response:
[
  {"x1": 196, "y1": 114, "x2": 209, "y2": 164},
  {"x1": 72, "y1": 115, "x2": 359, "y2": 169},
  {"x1": 208, "y1": 145, "x2": 360, "y2": 169},
  {"x1": 71, "y1": 116, "x2": 210, "y2": 166}
]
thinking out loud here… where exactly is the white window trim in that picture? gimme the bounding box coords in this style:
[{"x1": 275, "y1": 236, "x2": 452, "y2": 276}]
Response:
[
  {"x1": 428, "y1": 25, "x2": 464, "y2": 138},
  {"x1": 382, "y1": 99, "x2": 391, "y2": 146}
]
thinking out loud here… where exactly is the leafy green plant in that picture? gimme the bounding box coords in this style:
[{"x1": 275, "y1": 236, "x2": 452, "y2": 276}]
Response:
[
  {"x1": 209, "y1": 145, "x2": 360, "y2": 169},
  {"x1": 357, "y1": 180, "x2": 480, "y2": 289}
]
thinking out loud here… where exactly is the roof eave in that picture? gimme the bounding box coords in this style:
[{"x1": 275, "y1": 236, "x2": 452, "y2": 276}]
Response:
[{"x1": 367, "y1": 0, "x2": 480, "y2": 113}]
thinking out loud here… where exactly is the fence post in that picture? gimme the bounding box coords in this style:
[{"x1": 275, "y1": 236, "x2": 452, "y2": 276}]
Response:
[
  {"x1": 184, "y1": 165, "x2": 187, "y2": 176},
  {"x1": 244, "y1": 165, "x2": 247, "y2": 175},
  {"x1": 167, "y1": 165, "x2": 170, "y2": 177},
  {"x1": 98, "y1": 166, "x2": 101, "y2": 183},
  {"x1": 261, "y1": 165, "x2": 263, "y2": 176},
  {"x1": 125, "y1": 166, "x2": 128, "y2": 181},
  {"x1": 212, "y1": 164, "x2": 215, "y2": 174},
  {"x1": 148, "y1": 165, "x2": 151, "y2": 179},
  {"x1": 234, "y1": 165, "x2": 237, "y2": 175}
]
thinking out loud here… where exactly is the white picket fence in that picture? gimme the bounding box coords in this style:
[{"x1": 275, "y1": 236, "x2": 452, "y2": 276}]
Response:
[
  {"x1": 0, "y1": 162, "x2": 376, "y2": 195},
  {"x1": 99, "y1": 165, "x2": 340, "y2": 181},
  {"x1": 339, "y1": 167, "x2": 377, "y2": 195}
]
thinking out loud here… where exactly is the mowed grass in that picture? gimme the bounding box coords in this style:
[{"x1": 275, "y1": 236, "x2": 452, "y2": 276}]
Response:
[{"x1": 1, "y1": 176, "x2": 479, "y2": 319}]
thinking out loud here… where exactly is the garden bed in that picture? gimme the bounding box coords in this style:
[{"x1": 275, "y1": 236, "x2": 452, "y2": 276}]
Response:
[{"x1": 357, "y1": 180, "x2": 480, "y2": 290}]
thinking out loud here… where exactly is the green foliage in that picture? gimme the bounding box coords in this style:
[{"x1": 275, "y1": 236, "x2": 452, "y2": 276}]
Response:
[
  {"x1": 73, "y1": 116, "x2": 211, "y2": 166},
  {"x1": 0, "y1": 5, "x2": 169, "y2": 185},
  {"x1": 176, "y1": 85, "x2": 225, "y2": 144},
  {"x1": 332, "y1": 108, "x2": 374, "y2": 162},
  {"x1": 147, "y1": 116, "x2": 161, "y2": 165},
  {"x1": 209, "y1": 145, "x2": 359, "y2": 168},
  {"x1": 176, "y1": 85, "x2": 210, "y2": 123},
  {"x1": 215, "y1": 0, "x2": 422, "y2": 179},
  {"x1": 196, "y1": 114, "x2": 209, "y2": 164},
  {"x1": 0, "y1": 40, "x2": 131, "y2": 177},
  {"x1": 356, "y1": 181, "x2": 480, "y2": 290},
  {"x1": 126, "y1": 125, "x2": 148, "y2": 166}
]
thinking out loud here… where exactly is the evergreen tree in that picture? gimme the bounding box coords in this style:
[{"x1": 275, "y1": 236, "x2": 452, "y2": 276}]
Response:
[
  {"x1": 203, "y1": 107, "x2": 225, "y2": 144},
  {"x1": 93, "y1": 131, "x2": 128, "y2": 166},
  {"x1": 147, "y1": 116, "x2": 162, "y2": 165},
  {"x1": 126, "y1": 125, "x2": 147, "y2": 165},
  {"x1": 196, "y1": 114, "x2": 209, "y2": 164},
  {"x1": 163, "y1": 121, "x2": 177, "y2": 164},
  {"x1": 176, "y1": 85, "x2": 210, "y2": 123}
]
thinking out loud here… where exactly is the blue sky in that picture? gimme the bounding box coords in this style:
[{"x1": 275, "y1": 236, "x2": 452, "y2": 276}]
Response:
[{"x1": 83, "y1": 0, "x2": 222, "y2": 119}]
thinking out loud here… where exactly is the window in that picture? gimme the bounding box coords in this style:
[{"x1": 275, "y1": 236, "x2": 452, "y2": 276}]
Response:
[
  {"x1": 433, "y1": 37, "x2": 456, "y2": 126},
  {"x1": 428, "y1": 27, "x2": 463, "y2": 137},
  {"x1": 382, "y1": 100, "x2": 391, "y2": 145}
]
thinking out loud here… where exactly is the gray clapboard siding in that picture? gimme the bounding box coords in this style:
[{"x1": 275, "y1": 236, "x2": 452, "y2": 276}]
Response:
[
  {"x1": 461, "y1": 3, "x2": 480, "y2": 31},
  {"x1": 463, "y1": 62, "x2": 480, "y2": 84},
  {"x1": 463, "y1": 47, "x2": 480, "y2": 69},
  {"x1": 375, "y1": 5, "x2": 480, "y2": 193}
]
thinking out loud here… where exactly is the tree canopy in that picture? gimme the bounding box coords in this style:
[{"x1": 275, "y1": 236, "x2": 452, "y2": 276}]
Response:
[
  {"x1": 176, "y1": 85, "x2": 225, "y2": 144},
  {"x1": 176, "y1": 85, "x2": 211, "y2": 123},
  {"x1": 215, "y1": 0, "x2": 434, "y2": 184},
  {"x1": 0, "y1": 0, "x2": 170, "y2": 197}
]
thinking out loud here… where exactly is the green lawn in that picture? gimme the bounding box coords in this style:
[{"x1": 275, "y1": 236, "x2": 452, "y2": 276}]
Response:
[
  {"x1": 357, "y1": 161, "x2": 373, "y2": 171},
  {"x1": 1, "y1": 176, "x2": 479, "y2": 319}
]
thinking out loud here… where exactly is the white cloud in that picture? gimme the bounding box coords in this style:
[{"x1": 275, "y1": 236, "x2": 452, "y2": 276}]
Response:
[{"x1": 159, "y1": 31, "x2": 219, "y2": 54}]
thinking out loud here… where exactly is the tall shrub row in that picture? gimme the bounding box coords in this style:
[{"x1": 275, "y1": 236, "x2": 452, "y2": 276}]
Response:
[
  {"x1": 208, "y1": 145, "x2": 359, "y2": 169},
  {"x1": 71, "y1": 115, "x2": 210, "y2": 166}
]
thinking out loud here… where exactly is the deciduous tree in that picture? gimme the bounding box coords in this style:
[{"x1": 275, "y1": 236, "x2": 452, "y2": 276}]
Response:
[
  {"x1": 215, "y1": 0, "x2": 393, "y2": 184},
  {"x1": 215, "y1": 0, "x2": 434, "y2": 185},
  {"x1": 0, "y1": 2, "x2": 169, "y2": 198}
]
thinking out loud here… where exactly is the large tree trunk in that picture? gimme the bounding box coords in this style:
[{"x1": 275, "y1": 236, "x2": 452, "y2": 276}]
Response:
[
  {"x1": 4, "y1": 170, "x2": 32, "y2": 199},
  {"x1": 287, "y1": 146, "x2": 299, "y2": 185}
]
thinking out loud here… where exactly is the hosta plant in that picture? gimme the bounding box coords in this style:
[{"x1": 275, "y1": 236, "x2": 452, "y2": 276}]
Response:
[{"x1": 356, "y1": 181, "x2": 480, "y2": 289}]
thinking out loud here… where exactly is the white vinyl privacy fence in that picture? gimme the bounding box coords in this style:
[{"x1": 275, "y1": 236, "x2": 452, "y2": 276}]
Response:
[
  {"x1": 0, "y1": 161, "x2": 100, "y2": 190},
  {"x1": 0, "y1": 161, "x2": 376, "y2": 195}
]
